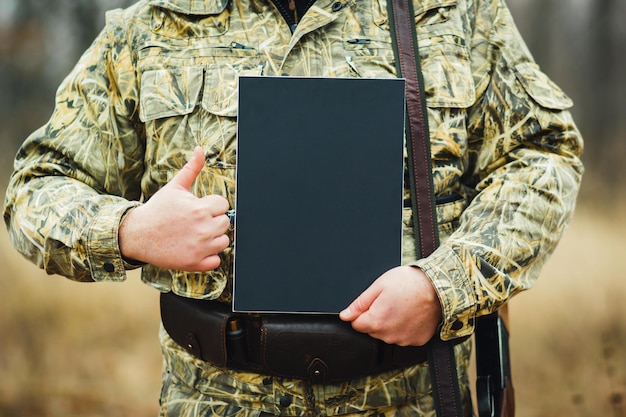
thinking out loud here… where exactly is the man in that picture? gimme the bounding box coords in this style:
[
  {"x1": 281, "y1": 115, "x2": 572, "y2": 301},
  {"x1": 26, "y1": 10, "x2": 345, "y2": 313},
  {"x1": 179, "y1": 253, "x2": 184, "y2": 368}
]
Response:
[{"x1": 3, "y1": 0, "x2": 583, "y2": 415}]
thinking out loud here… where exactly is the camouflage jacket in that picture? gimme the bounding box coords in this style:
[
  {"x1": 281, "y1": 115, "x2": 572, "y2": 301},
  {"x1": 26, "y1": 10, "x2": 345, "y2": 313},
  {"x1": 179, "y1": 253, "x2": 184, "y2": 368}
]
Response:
[{"x1": 4, "y1": 0, "x2": 583, "y2": 341}]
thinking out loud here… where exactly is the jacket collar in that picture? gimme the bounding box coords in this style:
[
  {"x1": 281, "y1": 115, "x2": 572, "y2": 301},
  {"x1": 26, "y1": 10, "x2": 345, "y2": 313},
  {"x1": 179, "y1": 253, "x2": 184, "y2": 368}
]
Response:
[{"x1": 147, "y1": 0, "x2": 229, "y2": 15}]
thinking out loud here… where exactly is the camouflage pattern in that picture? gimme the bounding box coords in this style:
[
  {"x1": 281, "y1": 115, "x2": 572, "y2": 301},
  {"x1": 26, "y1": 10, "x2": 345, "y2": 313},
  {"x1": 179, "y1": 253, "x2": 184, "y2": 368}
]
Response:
[{"x1": 3, "y1": 0, "x2": 583, "y2": 415}]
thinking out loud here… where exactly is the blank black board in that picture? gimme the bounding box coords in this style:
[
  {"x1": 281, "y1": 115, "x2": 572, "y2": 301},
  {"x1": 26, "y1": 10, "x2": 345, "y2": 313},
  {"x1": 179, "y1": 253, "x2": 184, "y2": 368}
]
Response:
[{"x1": 232, "y1": 76, "x2": 406, "y2": 313}]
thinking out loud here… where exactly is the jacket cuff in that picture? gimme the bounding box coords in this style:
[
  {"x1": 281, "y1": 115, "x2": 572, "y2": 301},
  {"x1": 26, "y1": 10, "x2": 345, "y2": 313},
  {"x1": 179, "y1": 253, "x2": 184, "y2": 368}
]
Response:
[
  {"x1": 85, "y1": 200, "x2": 142, "y2": 282},
  {"x1": 414, "y1": 245, "x2": 477, "y2": 340}
]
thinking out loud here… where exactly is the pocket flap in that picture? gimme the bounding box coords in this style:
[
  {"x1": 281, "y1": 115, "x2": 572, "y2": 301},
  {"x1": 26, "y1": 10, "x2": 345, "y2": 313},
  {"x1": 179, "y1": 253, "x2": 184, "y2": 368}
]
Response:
[
  {"x1": 139, "y1": 66, "x2": 203, "y2": 122},
  {"x1": 261, "y1": 315, "x2": 378, "y2": 381},
  {"x1": 202, "y1": 64, "x2": 265, "y2": 118},
  {"x1": 160, "y1": 292, "x2": 230, "y2": 367},
  {"x1": 513, "y1": 62, "x2": 573, "y2": 110},
  {"x1": 147, "y1": 0, "x2": 229, "y2": 15}
]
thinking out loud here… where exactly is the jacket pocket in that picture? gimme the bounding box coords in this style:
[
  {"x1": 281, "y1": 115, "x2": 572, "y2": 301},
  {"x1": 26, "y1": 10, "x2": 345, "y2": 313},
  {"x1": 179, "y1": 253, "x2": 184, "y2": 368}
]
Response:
[
  {"x1": 138, "y1": 66, "x2": 205, "y2": 196},
  {"x1": 513, "y1": 62, "x2": 573, "y2": 110},
  {"x1": 139, "y1": 66, "x2": 203, "y2": 122},
  {"x1": 435, "y1": 193, "x2": 467, "y2": 242},
  {"x1": 402, "y1": 193, "x2": 468, "y2": 262},
  {"x1": 414, "y1": 1, "x2": 475, "y2": 108},
  {"x1": 202, "y1": 62, "x2": 265, "y2": 118}
]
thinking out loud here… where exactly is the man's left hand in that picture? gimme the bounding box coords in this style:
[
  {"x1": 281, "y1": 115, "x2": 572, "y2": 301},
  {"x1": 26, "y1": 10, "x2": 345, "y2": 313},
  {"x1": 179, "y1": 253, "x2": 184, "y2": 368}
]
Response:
[{"x1": 339, "y1": 266, "x2": 442, "y2": 346}]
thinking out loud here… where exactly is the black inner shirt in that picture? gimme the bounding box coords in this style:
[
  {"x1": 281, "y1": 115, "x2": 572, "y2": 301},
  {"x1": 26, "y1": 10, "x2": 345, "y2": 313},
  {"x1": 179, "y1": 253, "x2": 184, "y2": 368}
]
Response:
[{"x1": 272, "y1": 0, "x2": 316, "y2": 30}]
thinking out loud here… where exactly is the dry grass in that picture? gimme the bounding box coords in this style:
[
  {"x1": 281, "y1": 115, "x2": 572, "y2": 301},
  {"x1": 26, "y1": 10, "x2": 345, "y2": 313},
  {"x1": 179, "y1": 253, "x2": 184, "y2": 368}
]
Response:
[{"x1": 0, "y1": 203, "x2": 624, "y2": 417}]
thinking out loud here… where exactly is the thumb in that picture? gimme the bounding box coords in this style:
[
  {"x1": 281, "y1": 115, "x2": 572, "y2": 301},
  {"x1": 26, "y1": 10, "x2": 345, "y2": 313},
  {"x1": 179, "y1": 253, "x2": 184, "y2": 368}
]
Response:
[
  {"x1": 171, "y1": 146, "x2": 205, "y2": 191},
  {"x1": 339, "y1": 283, "x2": 382, "y2": 322}
]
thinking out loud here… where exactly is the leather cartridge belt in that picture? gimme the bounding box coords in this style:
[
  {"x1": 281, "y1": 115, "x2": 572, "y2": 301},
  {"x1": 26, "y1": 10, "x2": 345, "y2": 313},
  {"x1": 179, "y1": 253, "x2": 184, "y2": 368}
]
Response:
[{"x1": 161, "y1": 292, "x2": 443, "y2": 383}]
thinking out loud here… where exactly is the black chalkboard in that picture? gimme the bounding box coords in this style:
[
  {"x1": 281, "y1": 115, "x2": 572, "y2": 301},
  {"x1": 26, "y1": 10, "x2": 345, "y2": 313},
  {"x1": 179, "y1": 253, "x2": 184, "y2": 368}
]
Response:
[{"x1": 233, "y1": 76, "x2": 406, "y2": 313}]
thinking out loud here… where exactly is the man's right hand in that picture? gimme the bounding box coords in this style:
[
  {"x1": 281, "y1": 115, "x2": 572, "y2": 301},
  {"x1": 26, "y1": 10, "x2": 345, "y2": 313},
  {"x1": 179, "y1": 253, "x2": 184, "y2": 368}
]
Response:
[{"x1": 119, "y1": 146, "x2": 231, "y2": 272}]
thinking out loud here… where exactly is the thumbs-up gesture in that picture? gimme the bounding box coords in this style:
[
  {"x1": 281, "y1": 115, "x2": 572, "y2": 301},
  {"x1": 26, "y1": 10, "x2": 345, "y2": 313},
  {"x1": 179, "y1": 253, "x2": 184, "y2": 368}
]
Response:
[{"x1": 119, "y1": 147, "x2": 231, "y2": 272}]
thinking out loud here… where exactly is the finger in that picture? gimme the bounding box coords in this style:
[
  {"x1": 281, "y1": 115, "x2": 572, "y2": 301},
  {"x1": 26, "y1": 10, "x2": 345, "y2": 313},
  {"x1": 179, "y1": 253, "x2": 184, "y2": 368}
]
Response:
[
  {"x1": 171, "y1": 146, "x2": 205, "y2": 191},
  {"x1": 206, "y1": 234, "x2": 230, "y2": 254},
  {"x1": 185, "y1": 234, "x2": 230, "y2": 272},
  {"x1": 195, "y1": 254, "x2": 222, "y2": 272},
  {"x1": 201, "y1": 194, "x2": 231, "y2": 217},
  {"x1": 339, "y1": 282, "x2": 383, "y2": 322},
  {"x1": 211, "y1": 214, "x2": 232, "y2": 235}
]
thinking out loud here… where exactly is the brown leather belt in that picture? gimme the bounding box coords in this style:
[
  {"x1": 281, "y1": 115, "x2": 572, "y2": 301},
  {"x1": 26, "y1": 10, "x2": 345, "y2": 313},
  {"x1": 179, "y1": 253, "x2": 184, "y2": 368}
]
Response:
[{"x1": 160, "y1": 292, "x2": 436, "y2": 383}]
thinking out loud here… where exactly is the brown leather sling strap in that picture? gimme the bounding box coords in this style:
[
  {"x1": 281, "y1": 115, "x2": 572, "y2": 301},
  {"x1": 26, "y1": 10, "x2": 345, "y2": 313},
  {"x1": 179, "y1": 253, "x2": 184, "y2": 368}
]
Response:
[{"x1": 386, "y1": 1, "x2": 464, "y2": 416}]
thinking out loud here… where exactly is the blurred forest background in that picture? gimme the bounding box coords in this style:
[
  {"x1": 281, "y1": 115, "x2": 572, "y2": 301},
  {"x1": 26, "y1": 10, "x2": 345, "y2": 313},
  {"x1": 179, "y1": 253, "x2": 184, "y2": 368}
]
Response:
[{"x1": 0, "y1": 0, "x2": 625, "y2": 416}]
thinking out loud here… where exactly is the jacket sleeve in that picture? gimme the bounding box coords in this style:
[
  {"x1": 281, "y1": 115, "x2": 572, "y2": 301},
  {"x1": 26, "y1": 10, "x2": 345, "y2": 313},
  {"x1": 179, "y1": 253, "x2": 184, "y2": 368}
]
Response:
[
  {"x1": 3, "y1": 10, "x2": 145, "y2": 283},
  {"x1": 415, "y1": 0, "x2": 584, "y2": 340}
]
